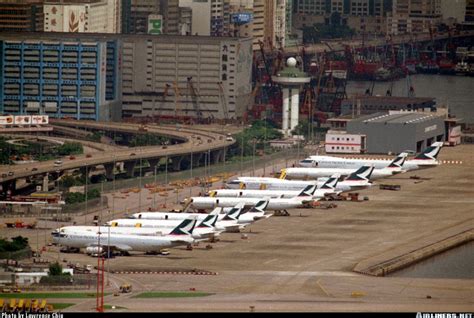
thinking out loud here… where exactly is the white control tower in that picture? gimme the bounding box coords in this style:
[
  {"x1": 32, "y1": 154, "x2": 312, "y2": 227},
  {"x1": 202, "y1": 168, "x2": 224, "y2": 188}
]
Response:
[{"x1": 272, "y1": 57, "x2": 311, "y2": 137}]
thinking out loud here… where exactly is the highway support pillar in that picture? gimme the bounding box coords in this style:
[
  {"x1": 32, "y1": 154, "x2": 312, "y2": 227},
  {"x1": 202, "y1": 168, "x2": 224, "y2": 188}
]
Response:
[
  {"x1": 124, "y1": 161, "x2": 137, "y2": 178},
  {"x1": 104, "y1": 163, "x2": 114, "y2": 181},
  {"x1": 211, "y1": 149, "x2": 224, "y2": 164},
  {"x1": 171, "y1": 156, "x2": 183, "y2": 171},
  {"x1": 147, "y1": 158, "x2": 161, "y2": 173},
  {"x1": 42, "y1": 173, "x2": 49, "y2": 192}
]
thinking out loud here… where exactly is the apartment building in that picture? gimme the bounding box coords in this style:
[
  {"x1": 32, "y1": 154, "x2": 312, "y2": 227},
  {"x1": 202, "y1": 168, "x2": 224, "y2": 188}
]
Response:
[
  {"x1": 0, "y1": 1, "x2": 44, "y2": 32},
  {"x1": 387, "y1": 0, "x2": 441, "y2": 35}
]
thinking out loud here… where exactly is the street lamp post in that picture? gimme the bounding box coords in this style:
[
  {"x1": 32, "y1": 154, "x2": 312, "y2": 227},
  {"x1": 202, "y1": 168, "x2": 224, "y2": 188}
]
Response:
[
  {"x1": 190, "y1": 152, "x2": 193, "y2": 198},
  {"x1": 112, "y1": 156, "x2": 116, "y2": 218},
  {"x1": 138, "y1": 156, "x2": 142, "y2": 212},
  {"x1": 240, "y1": 129, "x2": 244, "y2": 176},
  {"x1": 84, "y1": 164, "x2": 88, "y2": 224},
  {"x1": 252, "y1": 138, "x2": 256, "y2": 177},
  {"x1": 165, "y1": 156, "x2": 168, "y2": 184},
  {"x1": 153, "y1": 164, "x2": 157, "y2": 210}
]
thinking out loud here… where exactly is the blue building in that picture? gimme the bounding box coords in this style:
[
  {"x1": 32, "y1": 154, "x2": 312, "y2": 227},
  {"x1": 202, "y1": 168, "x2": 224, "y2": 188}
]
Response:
[{"x1": 0, "y1": 33, "x2": 121, "y2": 121}]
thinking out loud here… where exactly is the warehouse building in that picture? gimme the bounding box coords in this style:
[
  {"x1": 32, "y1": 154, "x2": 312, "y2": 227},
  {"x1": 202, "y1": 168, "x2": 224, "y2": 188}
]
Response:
[
  {"x1": 346, "y1": 111, "x2": 446, "y2": 154},
  {"x1": 340, "y1": 96, "x2": 436, "y2": 116},
  {"x1": 0, "y1": 33, "x2": 121, "y2": 121},
  {"x1": 0, "y1": 32, "x2": 252, "y2": 121},
  {"x1": 120, "y1": 34, "x2": 253, "y2": 120}
]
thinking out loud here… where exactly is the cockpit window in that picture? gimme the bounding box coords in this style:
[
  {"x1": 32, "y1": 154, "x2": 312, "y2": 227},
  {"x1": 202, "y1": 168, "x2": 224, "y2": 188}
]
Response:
[{"x1": 301, "y1": 159, "x2": 314, "y2": 163}]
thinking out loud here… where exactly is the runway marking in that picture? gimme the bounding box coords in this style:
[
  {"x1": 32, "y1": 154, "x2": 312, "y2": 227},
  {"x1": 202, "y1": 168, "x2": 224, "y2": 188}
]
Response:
[
  {"x1": 316, "y1": 278, "x2": 333, "y2": 297},
  {"x1": 264, "y1": 258, "x2": 278, "y2": 265}
]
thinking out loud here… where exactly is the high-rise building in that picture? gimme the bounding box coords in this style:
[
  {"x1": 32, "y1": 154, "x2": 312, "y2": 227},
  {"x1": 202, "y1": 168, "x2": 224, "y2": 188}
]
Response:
[
  {"x1": 121, "y1": 34, "x2": 252, "y2": 120},
  {"x1": 179, "y1": 0, "x2": 230, "y2": 36},
  {"x1": 294, "y1": 0, "x2": 389, "y2": 36},
  {"x1": 0, "y1": 33, "x2": 121, "y2": 121},
  {"x1": 295, "y1": 0, "x2": 328, "y2": 15},
  {"x1": 0, "y1": 32, "x2": 252, "y2": 121},
  {"x1": 466, "y1": 0, "x2": 474, "y2": 22},
  {"x1": 122, "y1": 0, "x2": 160, "y2": 34},
  {"x1": 43, "y1": 0, "x2": 121, "y2": 33},
  {"x1": 0, "y1": 1, "x2": 44, "y2": 33},
  {"x1": 178, "y1": 7, "x2": 192, "y2": 35},
  {"x1": 122, "y1": 0, "x2": 180, "y2": 34},
  {"x1": 440, "y1": 0, "x2": 465, "y2": 24},
  {"x1": 387, "y1": 0, "x2": 441, "y2": 35}
]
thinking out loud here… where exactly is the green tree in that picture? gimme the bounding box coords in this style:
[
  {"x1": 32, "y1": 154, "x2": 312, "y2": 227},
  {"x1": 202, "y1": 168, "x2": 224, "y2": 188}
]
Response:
[
  {"x1": 0, "y1": 236, "x2": 29, "y2": 253},
  {"x1": 231, "y1": 120, "x2": 283, "y2": 157},
  {"x1": 56, "y1": 142, "x2": 83, "y2": 156},
  {"x1": 48, "y1": 262, "x2": 63, "y2": 276}
]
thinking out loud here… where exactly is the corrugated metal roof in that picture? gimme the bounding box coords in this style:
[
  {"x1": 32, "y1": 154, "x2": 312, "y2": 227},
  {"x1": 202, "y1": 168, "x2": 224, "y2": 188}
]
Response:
[{"x1": 354, "y1": 112, "x2": 439, "y2": 125}]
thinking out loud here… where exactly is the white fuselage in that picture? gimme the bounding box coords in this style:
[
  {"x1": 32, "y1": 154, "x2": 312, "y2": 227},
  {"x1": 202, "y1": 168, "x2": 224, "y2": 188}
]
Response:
[
  {"x1": 132, "y1": 211, "x2": 226, "y2": 222},
  {"x1": 52, "y1": 231, "x2": 194, "y2": 252},
  {"x1": 209, "y1": 188, "x2": 335, "y2": 199},
  {"x1": 316, "y1": 177, "x2": 372, "y2": 191},
  {"x1": 229, "y1": 177, "x2": 369, "y2": 192},
  {"x1": 227, "y1": 178, "x2": 318, "y2": 191},
  {"x1": 110, "y1": 215, "x2": 262, "y2": 231},
  {"x1": 300, "y1": 155, "x2": 432, "y2": 171},
  {"x1": 284, "y1": 167, "x2": 397, "y2": 180},
  {"x1": 189, "y1": 196, "x2": 313, "y2": 211},
  {"x1": 56, "y1": 225, "x2": 216, "y2": 240}
]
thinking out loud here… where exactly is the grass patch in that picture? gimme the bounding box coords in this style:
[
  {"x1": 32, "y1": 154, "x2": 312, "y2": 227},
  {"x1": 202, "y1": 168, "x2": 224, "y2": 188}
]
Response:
[
  {"x1": 133, "y1": 291, "x2": 213, "y2": 298},
  {"x1": 50, "y1": 303, "x2": 75, "y2": 310},
  {"x1": 0, "y1": 292, "x2": 110, "y2": 299}
]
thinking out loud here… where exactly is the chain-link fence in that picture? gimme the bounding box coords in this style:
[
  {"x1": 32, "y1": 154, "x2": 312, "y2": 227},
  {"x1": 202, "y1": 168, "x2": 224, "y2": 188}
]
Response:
[
  {"x1": 37, "y1": 273, "x2": 95, "y2": 287},
  {"x1": 62, "y1": 197, "x2": 108, "y2": 215},
  {"x1": 0, "y1": 248, "x2": 32, "y2": 261},
  {"x1": 84, "y1": 146, "x2": 312, "y2": 194}
]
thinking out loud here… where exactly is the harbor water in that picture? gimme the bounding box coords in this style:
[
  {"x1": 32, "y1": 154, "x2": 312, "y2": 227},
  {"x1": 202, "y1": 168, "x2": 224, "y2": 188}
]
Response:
[
  {"x1": 389, "y1": 241, "x2": 474, "y2": 279},
  {"x1": 346, "y1": 74, "x2": 474, "y2": 124}
]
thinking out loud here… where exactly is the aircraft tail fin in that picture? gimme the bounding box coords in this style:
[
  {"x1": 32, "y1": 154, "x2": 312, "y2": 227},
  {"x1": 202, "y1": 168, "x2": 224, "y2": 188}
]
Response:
[
  {"x1": 345, "y1": 165, "x2": 374, "y2": 181},
  {"x1": 222, "y1": 202, "x2": 245, "y2": 221},
  {"x1": 248, "y1": 199, "x2": 269, "y2": 213},
  {"x1": 279, "y1": 169, "x2": 287, "y2": 180},
  {"x1": 414, "y1": 142, "x2": 443, "y2": 160},
  {"x1": 169, "y1": 217, "x2": 197, "y2": 236},
  {"x1": 320, "y1": 174, "x2": 340, "y2": 189},
  {"x1": 387, "y1": 152, "x2": 408, "y2": 168},
  {"x1": 297, "y1": 184, "x2": 317, "y2": 197},
  {"x1": 197, "y1": 214, "x2": 218, "y2": 228}
]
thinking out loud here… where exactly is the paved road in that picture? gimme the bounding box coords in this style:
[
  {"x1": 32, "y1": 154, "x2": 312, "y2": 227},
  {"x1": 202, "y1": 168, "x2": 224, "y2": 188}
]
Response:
[{"x1": 0, "y1": 120, "x2": 235, "y2": 185}]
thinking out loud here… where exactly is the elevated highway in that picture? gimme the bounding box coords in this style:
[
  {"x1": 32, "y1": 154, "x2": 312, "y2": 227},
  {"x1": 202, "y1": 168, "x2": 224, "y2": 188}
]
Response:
[
  {"x1": 0, "y1": 120, "x2": 235, "y2": 193},
  {"x1": 281, "y1": 30, "x2": 474, "y2": 55}
]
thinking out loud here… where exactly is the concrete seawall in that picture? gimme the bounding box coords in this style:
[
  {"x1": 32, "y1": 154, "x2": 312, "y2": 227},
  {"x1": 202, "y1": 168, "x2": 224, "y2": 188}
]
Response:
[{"x1": 353, "y1": 222, "x2": 474, "y2": 276}]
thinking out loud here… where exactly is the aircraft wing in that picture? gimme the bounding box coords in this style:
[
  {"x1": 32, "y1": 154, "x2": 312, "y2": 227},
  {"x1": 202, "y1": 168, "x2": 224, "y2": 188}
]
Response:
[
  {"x1": 86, "y1": 243, "x2": 132, "y2": 252},
  {"x1": 223, "y1": 224, "x2": 244, "y2": 232}
]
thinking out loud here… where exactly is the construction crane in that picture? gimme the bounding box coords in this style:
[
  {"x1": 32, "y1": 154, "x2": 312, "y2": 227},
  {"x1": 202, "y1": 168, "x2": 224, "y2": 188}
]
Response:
[
  {"x1": 258, "y1": 40, "x2": 272, "y2": 84},
  {"x1": 217, "y1": 82, "x2": 229, "y2": 121},
  {"x1": 172, "y1": 82, "x2": 181, "y2": 120},
  {"x1": 186, "y1": 77, "x2": 203, "y2": 123}
]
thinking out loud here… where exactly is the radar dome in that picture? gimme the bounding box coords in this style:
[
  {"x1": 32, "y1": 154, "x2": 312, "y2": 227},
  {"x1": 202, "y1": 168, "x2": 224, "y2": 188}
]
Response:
[{"x1": 287, "y1": 57, "x2": 297, "y2": 67}]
